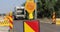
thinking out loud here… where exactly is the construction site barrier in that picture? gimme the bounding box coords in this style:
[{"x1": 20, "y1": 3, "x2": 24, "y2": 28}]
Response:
[
  {"x1": 52, "y1": 12, "x2": 56, "y2": 24},
  {"x1": 23, "y1": 20, "x2": 40, "y2": 32},
  {"x1": 7, "y1": 16, "x2": 13, "y2": 29},
  {"x1": 56, "y1": 18, "x2": 60, "y2": 25}
]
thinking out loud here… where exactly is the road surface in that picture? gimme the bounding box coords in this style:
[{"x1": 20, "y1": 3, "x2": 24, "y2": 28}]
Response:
[
  {"x1": 40, "y1": 23, "x2": 60, "y2": 32},
  {"x1": 13, "y1": 20, "x2": 60, "y2": 32}
]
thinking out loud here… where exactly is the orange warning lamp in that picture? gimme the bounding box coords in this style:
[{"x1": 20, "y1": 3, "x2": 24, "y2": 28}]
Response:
[
  {"x1": 25, "y1": 1, "x2": 36, "y2": 19},
  {"x1": 25, "y1": 2, "x2": 36, "y2": 13}
]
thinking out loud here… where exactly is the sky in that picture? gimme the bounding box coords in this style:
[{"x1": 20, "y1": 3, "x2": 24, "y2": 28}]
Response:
[
  {"x1": 0, "y1": 0, "x2": 26, "y2": 14},
  {"x1": 0, "y1": 0, "x2": 37, "y2": 14}
]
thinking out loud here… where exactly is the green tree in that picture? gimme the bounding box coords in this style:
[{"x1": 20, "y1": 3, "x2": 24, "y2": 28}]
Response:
[
  {"x1": 54, "y1": 0, "x2": 60, "y2": 18},
  {"x1": 37, "y1": 0, "x2": 57, "y2": 18}
]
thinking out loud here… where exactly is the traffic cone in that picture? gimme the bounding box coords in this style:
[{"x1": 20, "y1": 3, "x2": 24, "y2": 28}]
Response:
[{"x1": 52, "y1": 12, "x2": 56, "y2": 24}]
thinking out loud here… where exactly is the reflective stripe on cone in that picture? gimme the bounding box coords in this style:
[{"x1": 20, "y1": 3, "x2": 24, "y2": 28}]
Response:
[{"x1": 7, "y1": 16, "x2": 13, "y2": 29}]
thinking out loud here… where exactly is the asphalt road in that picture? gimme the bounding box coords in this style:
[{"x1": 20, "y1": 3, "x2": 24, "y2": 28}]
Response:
[
  {"x1": 40, "y1": 23, "x2": 60, "y2": 32},
  {"x1": 13, "y1": 20, "x2": 60, "y2": 32}
]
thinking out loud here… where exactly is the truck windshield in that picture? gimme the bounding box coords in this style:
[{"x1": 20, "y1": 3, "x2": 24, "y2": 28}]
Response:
[{"x1": 17, "y1": 9, "x2": 24, "y2": 15}]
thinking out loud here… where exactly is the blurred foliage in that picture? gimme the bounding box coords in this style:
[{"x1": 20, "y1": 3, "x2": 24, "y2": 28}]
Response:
[
  {"x1": 37, "y1": 0, "x2": 60, "y2": 18},
  {"x1": 54, "y1": 0, "x2": 60, "y2": 18}
]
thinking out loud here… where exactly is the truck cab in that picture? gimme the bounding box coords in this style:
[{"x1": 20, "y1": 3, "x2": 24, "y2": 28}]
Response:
[{"x1": 13, "y1": 6, "x2": 26, "y2": 20}]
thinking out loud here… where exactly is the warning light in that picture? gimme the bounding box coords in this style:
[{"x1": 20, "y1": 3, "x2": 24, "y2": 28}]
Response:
[{"x1": 25, "y1": 2, "x2": 36, "y2": 13}]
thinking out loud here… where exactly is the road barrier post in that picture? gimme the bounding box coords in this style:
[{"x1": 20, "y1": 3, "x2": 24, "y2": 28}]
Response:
[
  {"x1": 6, "y1": 11, "x2": 13, "y2": 32},
  {"x1": 24, "y1": 0, "x2": 40, "y2": 32},
  {"x1": 52, "y1": 12, "x2": 56, "y2": 24}
]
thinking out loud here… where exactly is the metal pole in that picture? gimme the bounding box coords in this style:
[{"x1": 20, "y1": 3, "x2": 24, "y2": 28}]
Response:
[{"x1": 35, "y1": 0, "x2": 37, "y2": 19}]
